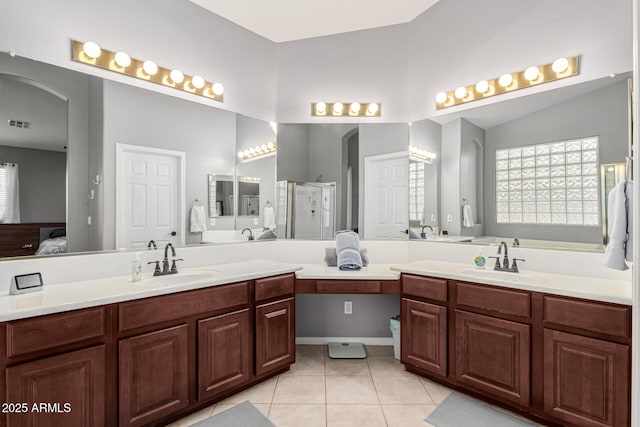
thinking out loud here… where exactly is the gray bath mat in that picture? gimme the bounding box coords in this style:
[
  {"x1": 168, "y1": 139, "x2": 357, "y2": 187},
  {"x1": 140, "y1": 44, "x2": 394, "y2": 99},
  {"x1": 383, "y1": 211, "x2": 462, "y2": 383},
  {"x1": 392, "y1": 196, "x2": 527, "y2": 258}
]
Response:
[
  {"x1": 190, "y1": 401, "x2": 275, "y2": 427},
  {"x1": 425, "y1": 393, "x2": 536, "y2": 426},
  {"x1": 328, "y1": 342, "x2": 366, "y2": 358}
]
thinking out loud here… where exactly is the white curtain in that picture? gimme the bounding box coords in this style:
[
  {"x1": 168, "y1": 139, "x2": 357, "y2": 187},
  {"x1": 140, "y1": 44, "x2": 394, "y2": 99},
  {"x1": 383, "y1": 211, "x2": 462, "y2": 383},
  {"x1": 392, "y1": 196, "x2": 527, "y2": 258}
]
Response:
[{"x1": 0, "y1": 164, "x2": 20, "y2": 223}]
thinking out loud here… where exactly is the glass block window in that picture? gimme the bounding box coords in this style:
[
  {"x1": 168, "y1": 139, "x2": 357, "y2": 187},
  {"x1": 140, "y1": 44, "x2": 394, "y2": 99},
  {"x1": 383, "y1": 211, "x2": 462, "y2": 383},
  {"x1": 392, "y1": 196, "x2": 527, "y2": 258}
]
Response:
[
  {"x1": 409, "y1": 161, "x2": 425, "y2": 222},
  {"x1": 496, "y1": 137, "x2": 599, "y2": 226}
]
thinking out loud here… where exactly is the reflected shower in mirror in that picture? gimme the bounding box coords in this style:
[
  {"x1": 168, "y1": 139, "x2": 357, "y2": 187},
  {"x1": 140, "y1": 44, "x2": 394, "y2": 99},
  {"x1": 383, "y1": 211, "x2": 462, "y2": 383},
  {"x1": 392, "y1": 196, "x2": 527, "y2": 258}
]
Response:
[
  {"x1": 237, "y1": 177, "x2": 260, "y2": 216},
  {"x1": 278, "y1": 123, "x2": 409, "y2": 240},
  {"x1": 207, "y1": 174, "x2": 233, "y2": 217}
]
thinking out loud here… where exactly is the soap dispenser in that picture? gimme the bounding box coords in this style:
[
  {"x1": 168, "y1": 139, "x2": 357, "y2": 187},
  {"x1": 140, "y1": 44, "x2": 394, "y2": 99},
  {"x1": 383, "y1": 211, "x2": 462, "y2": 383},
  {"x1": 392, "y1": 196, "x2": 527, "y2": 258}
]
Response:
[
  {"x1": 474, "y1": 248, "x2": 486, "y2": 269},
  {"x1": 131, "y1": 253, "x2": 142, "y2": 282}
]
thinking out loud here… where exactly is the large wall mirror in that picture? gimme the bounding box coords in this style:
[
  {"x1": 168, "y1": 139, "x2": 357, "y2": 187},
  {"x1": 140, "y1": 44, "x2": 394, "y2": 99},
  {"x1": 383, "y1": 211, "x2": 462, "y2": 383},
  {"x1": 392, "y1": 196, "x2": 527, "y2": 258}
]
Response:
[
  {"x1": 277, "y1": 123, "x2": 409, "y2": 240},
  {"x1": 412, "y1": 72, "x2": 632, "y2": 252}
]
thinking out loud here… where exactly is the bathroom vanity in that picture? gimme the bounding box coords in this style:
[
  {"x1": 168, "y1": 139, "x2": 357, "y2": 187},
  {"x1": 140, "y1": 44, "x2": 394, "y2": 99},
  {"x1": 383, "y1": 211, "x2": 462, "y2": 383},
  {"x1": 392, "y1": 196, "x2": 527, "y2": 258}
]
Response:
[
  {"x1": 0, "y1": 267, "x2": 296, "y2": 427},
  {"x1": 395, "y1": 266, "x2": 631, "y2": 427}
]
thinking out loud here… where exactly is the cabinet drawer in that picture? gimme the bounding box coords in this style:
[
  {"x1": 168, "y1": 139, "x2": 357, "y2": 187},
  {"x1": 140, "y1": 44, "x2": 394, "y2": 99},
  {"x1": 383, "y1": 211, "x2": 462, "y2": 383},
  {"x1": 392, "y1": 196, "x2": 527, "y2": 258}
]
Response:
[
  {"x1": 402, "y1": 275, "x2": 447, "y2": 302},
  {"x1": 455, "y1": 281, "x2": 530, "y2": 318},
  {"x1": 543, "y1": 295, "x2": 630, "y2": 339},
  {"x1": 255, "y1": 274, "x2": 295, "y2": 302},
  {"x1": 0, "y1": 227, "x2": 39, "y2": 250},
  {"x1": 119, "y1": 282, "x2": 249, "y2": 332},
  {"x1": 7, "y1": 307, "x2": 105, "y2": 358}
]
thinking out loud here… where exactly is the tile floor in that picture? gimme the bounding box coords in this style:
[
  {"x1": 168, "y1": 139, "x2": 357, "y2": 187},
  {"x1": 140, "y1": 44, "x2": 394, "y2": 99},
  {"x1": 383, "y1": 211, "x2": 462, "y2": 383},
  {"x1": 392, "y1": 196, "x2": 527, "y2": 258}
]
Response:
[{"x1": 166, "y1": 345, "x2": 527, "y2": 427}]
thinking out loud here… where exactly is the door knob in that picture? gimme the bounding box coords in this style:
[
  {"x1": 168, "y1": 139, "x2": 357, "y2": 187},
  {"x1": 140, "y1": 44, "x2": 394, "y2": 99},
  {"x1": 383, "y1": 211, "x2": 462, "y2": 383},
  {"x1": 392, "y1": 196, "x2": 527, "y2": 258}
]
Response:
[{"x1": 170, "y1": 231, "x2": 177, "y2": 236}]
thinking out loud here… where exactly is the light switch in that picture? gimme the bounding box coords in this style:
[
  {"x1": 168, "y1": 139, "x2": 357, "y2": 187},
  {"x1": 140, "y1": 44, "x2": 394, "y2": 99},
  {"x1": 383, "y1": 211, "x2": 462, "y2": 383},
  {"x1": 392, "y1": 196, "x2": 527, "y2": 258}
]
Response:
[
  {"x1": 210, "y1": 218, "x2": 216, "y2": 226},
  {"x1": 253, "y1": 218, "x2": 259, "y2": 225}
]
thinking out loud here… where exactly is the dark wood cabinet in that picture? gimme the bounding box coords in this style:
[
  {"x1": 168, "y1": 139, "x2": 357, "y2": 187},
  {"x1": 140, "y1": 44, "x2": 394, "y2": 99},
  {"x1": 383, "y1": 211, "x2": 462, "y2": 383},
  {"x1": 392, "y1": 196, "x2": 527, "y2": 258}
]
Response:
[
  {"x1": 401, "y1": 298, "x2": 447, "y2": 376},
  {"x1": 5, "y1": 345, "x2": 105, "y2": 427},
  {"x1": 455, "y1": 310, "x2": 531, "y2": 406},
  {"x1": 543, "y1": 329, "x2": 629, "y2": 427},
  {"x1": 119, "y1": 324, "x2": 189, "y2": 426},
  {"x1": 198, "y1": 309, "x2": 251, "y2": 401},
  {"x1": 255, "y1": 297, "x2": 295, "y2": 377}
]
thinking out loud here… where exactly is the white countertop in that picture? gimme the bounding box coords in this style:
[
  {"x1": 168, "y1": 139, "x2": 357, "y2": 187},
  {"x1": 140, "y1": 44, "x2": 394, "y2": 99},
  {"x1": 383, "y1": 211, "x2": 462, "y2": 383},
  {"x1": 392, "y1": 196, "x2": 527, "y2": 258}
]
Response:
[
  {"x1": 0, "y1": 260, "x2": 302, "y2": 322},
  {"x1": 391, "y1": 259, "x2": 632, "y2": 305},
  {"x1": 295, "y1": 264, "x2": 400, "y2": 280}
]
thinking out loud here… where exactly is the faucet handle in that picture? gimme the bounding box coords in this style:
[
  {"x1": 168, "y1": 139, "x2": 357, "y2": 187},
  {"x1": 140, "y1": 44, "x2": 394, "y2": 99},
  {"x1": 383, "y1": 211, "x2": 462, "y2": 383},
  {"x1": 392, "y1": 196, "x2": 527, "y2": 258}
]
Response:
[
  {"x1": 511, "y1": 258, "x2": 525, "y2": 273},
  {"x1": 170, "y1": 258, "x2": 184, "y2": 273},
  {"x1": 488, "y1": 256, "x2": 501, "y2": 270},
  {"x1": 147, "y1": 261, "x2": 161, "y2": 275}
]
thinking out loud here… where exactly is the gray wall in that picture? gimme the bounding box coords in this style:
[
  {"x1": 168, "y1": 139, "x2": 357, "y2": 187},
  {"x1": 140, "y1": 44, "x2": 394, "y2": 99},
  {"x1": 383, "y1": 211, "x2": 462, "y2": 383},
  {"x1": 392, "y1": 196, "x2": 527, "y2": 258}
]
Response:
[
  {"x1": 484, "y1": 79, "x2": 629, "y2": 243},
  {"x1": 440, "y1": 119, "x2": 462, "y2": 235},
  {"x1": 102, "y1": 79, "x2": 237, "y2": 247},
  {"x1": 277, "y1": 124, "x2": 310, "y2": 182},
  {"x1": 0, "y1": 146, "x2": 65, "y2": 223},
  {"x1": 88, "y1": 77, "x2": 104, "y2": 251},
  {"x1": 296, "y1": 295, "x2": 400, "y2": 338},
  {"x1": 460, "y1": 119, "x2": 485, "y2": 237},
  {"x1": 0, "y1": 54, "x2": 90, "y2": 253}
]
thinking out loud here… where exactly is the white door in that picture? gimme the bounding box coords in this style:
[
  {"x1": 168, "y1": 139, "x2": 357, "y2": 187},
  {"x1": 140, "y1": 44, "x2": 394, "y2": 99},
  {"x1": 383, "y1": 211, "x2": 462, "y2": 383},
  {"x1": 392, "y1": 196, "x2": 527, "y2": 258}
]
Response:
[
  {"x1": 364, "y1": 152, "x2": 409, "y2": 239},
  {"x1": 116, "y1": 144, "x2": 185, "y2": 250}
]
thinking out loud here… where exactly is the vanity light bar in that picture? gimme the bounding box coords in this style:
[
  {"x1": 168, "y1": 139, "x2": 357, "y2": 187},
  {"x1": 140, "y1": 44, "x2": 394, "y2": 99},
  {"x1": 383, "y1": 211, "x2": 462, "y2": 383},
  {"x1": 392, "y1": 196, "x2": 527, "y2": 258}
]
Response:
[
  {"x1": 238, "y1": 142, "x2": 277, "y2": 161},
  {"x1": 409, "y1": 146, "x2": 436, "y2": 162},
  {"x1": 311, "y1": 102, "x2": 381, "y2": 117},
  {"x1": 71, "y1": 40, "x2": 224, "y2": 102},
  {"x1": 435, "y1": 56, "x2": 579, "y2": 110}
]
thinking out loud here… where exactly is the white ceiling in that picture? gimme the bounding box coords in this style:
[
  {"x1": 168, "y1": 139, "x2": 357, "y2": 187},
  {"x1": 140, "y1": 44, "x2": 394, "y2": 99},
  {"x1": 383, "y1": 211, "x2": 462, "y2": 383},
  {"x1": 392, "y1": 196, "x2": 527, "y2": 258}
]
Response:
[{"x1": 189, "y1": 0, "x2": 440, "y2": 42}]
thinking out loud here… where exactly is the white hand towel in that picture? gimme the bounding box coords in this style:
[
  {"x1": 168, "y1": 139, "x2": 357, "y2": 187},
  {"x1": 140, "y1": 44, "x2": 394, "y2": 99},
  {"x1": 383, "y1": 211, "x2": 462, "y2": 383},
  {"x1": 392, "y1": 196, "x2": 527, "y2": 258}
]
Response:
[
  {"x1": 603, "y1": 181, "x2": 632, "y2": 270},
  {"x1": 190, "y1": 205, "x2": 207, "y2": 233},
  {"x1": 263, "y1": 206, "x2": 276, "y2": 229},
  {"x1": 462, "y1": 204, "x2": 474, "y2": 227},
  {"x1": 625, "y1": 181, "x2": 633, "y2": 261}
]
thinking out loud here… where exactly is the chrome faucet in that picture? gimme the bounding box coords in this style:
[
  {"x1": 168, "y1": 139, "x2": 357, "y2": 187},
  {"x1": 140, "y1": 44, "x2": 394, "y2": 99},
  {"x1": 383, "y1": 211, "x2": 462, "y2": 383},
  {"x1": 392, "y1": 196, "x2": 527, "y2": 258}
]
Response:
[
  {"x1": 498, "y1": 241, "x2": 509, "y2": 269},
  {"x1": 147, "y1": 240, "x2": 157, "y2": 250},
  {"x1": 490, "y1": 241, "x2": 525, "y2": 273},
  {"x1": 147, "y1": 243, "x2": 183, "y2": 276},
  {"x1": 420, "y1": 225, "x2": 434, "y2": 239},
  {"x1": 513, "y1": 238, "x2": 520, "y2": 247},
  {"x1": 242, "y1": 228, "x2": 254, "y2": 241}
]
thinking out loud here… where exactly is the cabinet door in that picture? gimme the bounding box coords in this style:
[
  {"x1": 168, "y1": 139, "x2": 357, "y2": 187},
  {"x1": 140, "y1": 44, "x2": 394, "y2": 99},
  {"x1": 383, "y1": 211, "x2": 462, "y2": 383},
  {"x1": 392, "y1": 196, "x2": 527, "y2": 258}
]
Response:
[
  {"x1": 119, "y1": 324, "x2": 188, "y2": 427},
  {"x1": 544, "y1": 329, "x2": 629, "y2": 427},
  {"x1": 455, "y1": 310, "x2": 530, "y2": 406},
  {"x1": 401, "y1": 298, "x2": 447, "y2": 376},
  {"x1": 6, "y1": 345, "x2": 105, "y2": 427},
  {"x1": 255, "y1": 298, "x2": 295, "y2": 377},
  {"x1": 198, "y1": 309, "x2": 251, "y2": 401}
]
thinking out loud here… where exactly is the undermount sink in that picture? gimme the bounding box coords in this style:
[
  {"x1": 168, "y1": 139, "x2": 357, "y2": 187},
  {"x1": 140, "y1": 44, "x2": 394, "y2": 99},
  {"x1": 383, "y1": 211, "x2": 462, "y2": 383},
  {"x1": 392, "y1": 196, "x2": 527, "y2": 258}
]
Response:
[
  {"x1": 135, "y1": 270, "x2": 222, "y2": 287},
  {"x1": 461, "y1": 269, "x2": 533, "y2": 282}
]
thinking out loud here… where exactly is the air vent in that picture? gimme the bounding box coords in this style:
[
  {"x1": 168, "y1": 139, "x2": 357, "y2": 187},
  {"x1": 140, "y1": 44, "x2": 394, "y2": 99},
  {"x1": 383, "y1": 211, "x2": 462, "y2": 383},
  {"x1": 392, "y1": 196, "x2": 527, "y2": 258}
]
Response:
[{"x1": 8, "y1": 119, "x2": 30, "y2": 129}]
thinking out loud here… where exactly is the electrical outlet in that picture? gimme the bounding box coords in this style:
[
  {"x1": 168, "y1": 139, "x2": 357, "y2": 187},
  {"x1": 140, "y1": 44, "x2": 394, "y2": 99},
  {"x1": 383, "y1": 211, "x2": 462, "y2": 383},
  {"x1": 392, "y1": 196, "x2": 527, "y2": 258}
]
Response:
[
  {"x1": 87, "y1": 215, "x2": 92, "y2": 225},
  {"x1": 447, "y1": 214, "x2": 453, "y2": 222},
  {"x1": 210, "y1": 218, "x2": 216, "y2": 226},
  {"x1": 253, "y1": 218, "x2": 259, "y2": 225},
  {"x1": 344, "y1": 301, "x2": 352, "y2": 315},
  {"x1": 431, "y1": 214, "x2": 436, "y2": 222}
]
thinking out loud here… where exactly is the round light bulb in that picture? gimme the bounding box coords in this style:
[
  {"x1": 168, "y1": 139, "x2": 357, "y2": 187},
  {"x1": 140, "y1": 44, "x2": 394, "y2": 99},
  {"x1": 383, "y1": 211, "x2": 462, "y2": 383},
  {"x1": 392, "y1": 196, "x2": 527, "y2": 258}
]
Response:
[
  {"x1": 82, "y1": 41, "x2": 101, "y2": 59},
  {"x1": 367, "y1": 103, "x2": 379, "y2": 114},
  {"x1": 524, "y1": 66, "x2": 539, "y2": 81},
  {"x1": 435, "y1": 92, "x2": 448, "y2": 103},
  {"x1": 243, "y1": 150, "x2": 249, "y2": 156},
  {"x1": 114, "y1": 51, "x2": 131, "y2": 67},
  {"x1": 238, "y1": 151, "x2": 244, "y2": 158},
  {"x1": 267, "y1": 142, "x2": 275, "y2": 149},
  {"x1": 316, "y1": 102, "x2": 326, "y2": 114},
  {"x1": 256, "y1": 145, "x2": 263, "y2": 152},
  {"x1": 191, "y1": 75, "x2": 205, "y2": 89},
  {"x1": 498, "y1": 73, "x2": 513, "y2": 87},
  {"x1": 350, "y1": 102, "x2": 361, "y2": 114},
  {"x1": 454, "y1": 86, "x2": 467, "y2": 99},
  {"x1": 142, "y1": 60, "x2": 158, "y2": 75},
  {"x1": 249, "y1": 148, "x2": 255, "y2": 154},
  {"x1": 170, "y1": 69, "x2": 184, "y2": 84},
  {"x1": 261, "y1": 144, "x2": 268, "y2": 151},
  {"x1": 475, "y1": 80, "x2": 489, "y2": 94},
  {"x1": 552, "y1": 57, "x2": 569, "y2": 73},
  {"x1": 211, "y1": 82, "x2": 224, "y2": 95},
  {"x1": 333, "y1": 102, "x2": 344, "y2": 115}
]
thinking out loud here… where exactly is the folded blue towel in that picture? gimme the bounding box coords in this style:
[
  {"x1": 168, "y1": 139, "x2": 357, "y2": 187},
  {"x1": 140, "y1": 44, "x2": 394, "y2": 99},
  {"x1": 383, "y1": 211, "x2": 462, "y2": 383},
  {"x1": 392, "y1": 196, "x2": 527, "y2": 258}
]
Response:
[
  {"x1": 337, "y1": 248, "x2": 363, "y2": 270},
  {"x1": 325, "y1": 247, "x2": 369, "y2": 267},
  {"x1": 336, "y1": 230, "x2": 360, "y2": 252}
]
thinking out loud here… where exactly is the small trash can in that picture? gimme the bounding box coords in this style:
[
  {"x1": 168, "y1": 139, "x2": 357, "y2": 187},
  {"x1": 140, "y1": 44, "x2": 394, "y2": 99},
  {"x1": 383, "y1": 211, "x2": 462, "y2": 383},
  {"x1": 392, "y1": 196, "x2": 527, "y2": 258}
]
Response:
[{"x1": 389, "y1": 315, "x2": 401, "y2": 360}]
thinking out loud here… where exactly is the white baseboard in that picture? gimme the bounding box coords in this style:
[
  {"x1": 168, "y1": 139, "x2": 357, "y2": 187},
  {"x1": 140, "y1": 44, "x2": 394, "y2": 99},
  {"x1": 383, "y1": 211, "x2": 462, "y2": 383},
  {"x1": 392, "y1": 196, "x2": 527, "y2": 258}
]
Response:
[{"x1": 295, "y1": 337, "x2": 394, "y2": 346}]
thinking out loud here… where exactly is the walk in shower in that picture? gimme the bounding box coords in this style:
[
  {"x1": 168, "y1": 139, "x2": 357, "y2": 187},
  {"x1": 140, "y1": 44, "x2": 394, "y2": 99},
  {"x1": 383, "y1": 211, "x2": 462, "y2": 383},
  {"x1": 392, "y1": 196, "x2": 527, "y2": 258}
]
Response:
[{"x1": 276, "y1": 181, "x2": 336, "y2": 239}]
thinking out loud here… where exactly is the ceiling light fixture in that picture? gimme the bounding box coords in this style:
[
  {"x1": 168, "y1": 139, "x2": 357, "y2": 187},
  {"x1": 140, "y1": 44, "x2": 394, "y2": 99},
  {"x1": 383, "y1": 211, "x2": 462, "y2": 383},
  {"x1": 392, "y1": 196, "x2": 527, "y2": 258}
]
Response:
[
  {"x1": 71, "y1": 40, "x2": 224, "y2": 102},
  {"x1": 434, "y1": 56, "x2": 579, "y2": 110}
]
